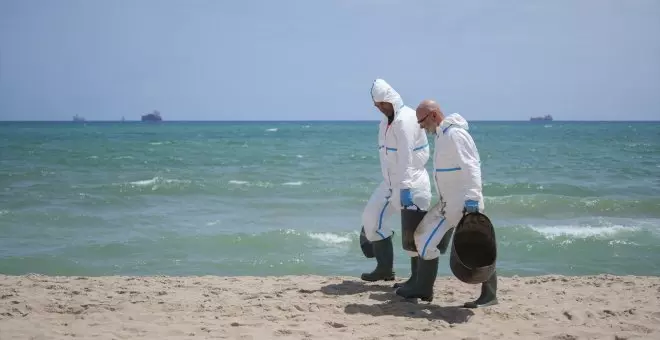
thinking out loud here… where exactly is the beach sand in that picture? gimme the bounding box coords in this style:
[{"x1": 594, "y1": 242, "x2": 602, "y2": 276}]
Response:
[{"x1": 1, "y1": 274, "x2": 659, "y2": 339}]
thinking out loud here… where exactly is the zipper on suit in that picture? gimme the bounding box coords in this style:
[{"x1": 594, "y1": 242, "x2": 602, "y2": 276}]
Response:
[{"x1": 385, "y1": 122, "x2": 392, "y2": 188}]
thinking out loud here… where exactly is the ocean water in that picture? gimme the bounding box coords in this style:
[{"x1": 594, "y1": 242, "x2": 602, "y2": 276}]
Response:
[{"x1": 1, "y1": 120, "x2": 659, "y2": 278}]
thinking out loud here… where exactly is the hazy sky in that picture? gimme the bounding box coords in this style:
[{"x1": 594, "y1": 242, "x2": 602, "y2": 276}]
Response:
[{"x1": 1, "y1": 0, "x2": 659, "y2": 121}]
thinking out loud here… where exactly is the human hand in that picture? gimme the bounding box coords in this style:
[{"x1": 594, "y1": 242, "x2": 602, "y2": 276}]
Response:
[
  {"x1": 400, "y1": 189, "x2": 414, "y2": 207},
  {"x1": 464, "y1": 199, "x2": 479, "y2": 213}
]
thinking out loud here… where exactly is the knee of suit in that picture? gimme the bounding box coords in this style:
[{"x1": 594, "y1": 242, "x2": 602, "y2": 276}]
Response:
[
  {"x1": 418, "y1": 248, "x2": 440, "y2": 260},
  {"x1": 361, "y1": 208, "x2": 376, "y2": 228},
  {"x1": 364, "y1": 228, "x2": 392, "y2": 242},
  {"x1": 412, "y1": 233, "x2": 440, "y2": 260},
  {"x1": 413, "y1": 219, "x2": 452, "y2": 260},
  {"x1": 361, "y1": 217, "x2": 389, "y2": 241},
  {"x1": 361, "y1": 208, "x2": 393, "y2": 242},
  {"x1": 361, "y1": 213, "x2": 392, "y2": 242}
]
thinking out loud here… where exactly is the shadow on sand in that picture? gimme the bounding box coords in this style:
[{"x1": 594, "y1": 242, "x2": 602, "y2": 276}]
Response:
[
  {"x1": 318, "y1": 280, "x2": 394, "y2": 296},
  {"x1": 318, "y1": 280, "x2": 474, "y2": 324}
]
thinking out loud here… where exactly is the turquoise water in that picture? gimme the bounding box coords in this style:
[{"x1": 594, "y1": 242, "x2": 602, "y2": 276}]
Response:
[{"x1": 1, "y1": 121, "x2": 659, "y2": 278}]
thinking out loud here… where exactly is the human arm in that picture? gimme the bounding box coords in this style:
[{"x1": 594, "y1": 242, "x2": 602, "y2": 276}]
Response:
[
  {"x1": 449, "y1": 130, "x2": 483, "y2": 206},
  {"x1": 392, "y1": 119, "x2": 418, "y2": 207},
  {"x1": 392, "y1": 120, "x2": 417, "y2": 190}
]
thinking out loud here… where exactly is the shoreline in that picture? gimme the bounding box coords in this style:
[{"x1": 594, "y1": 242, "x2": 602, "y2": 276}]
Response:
[{"x1": 1, "y1": 273, "x2": 659, "y2": 339}]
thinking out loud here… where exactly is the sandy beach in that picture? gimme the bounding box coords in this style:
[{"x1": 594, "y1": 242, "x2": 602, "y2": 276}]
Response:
[{"x1": 1, "y1": 273, "x2": 659, "y2": 340}]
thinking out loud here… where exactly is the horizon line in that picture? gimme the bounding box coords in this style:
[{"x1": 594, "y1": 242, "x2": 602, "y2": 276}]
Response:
[{"x1": 1, "y1": 119, "x2": 660, "y2": 123}]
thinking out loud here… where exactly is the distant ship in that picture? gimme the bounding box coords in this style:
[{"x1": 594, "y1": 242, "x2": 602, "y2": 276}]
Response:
[
  {"x1": 73, "y1": 114, "x2": 85, "y2": 122},
  {"x1": 530, "y1": 114, "x2": 553, "y2": 122},
  {"x1": 141, "y1": 110, "x2": 162, "y2": 122}
]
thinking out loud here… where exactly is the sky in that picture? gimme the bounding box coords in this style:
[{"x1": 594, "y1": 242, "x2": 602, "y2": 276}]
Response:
[{"x1": 0, "y1": 0, "x2": 659, "y2": 121}]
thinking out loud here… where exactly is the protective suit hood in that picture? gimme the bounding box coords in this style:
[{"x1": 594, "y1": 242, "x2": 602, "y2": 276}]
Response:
[
  {"x1": 371, "y1": 79, "x2": 405, "y2": 114},
  {"x1": 440, "y1": 113, "x2": 470, "y2": 131}
]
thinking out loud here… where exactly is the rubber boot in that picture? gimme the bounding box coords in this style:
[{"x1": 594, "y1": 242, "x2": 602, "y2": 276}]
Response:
[
  {"x1": 395, "y1": 257, "x2": 438, "y2": 302},
  {"x1": 464, "y1": 270, "x2": 498, "y2": 308},
  {"x1": 360, "y1": 236, "x2": 395, "y2": 282},
  {"x1": 392, "y1": 256, "x2": 418, "y2": 289}
]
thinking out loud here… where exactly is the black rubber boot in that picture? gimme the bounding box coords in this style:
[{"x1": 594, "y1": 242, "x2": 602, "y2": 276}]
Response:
[
  {"x1": 464, "y1": 270, "x2": 498, "y2": 308},
  {"x1": 392, "y1": 256, "x2": 418, "y2": 289},
  {"x1": 395, "y1": 257, "x2": 438, "y2": 302},
  {"x1": 360, "y1": 236, "x2": 395, "y2": 282}
]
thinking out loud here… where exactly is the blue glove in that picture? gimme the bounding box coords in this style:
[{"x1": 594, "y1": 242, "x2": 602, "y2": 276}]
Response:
[
  {"x1": 464, "y1": 199, "x2": 479, "y2": 213},
  {"x1": 400, "y1": 189, "x2": 414, "y2": 208}
]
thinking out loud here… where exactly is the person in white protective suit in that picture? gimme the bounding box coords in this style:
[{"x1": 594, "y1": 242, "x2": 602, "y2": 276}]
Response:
[
  {"x1": 359, "y1": 79, "x2": 432, "y2": 283},
  {"x1": 395, "y1": 99, "x2": 498, "y2": 308}
]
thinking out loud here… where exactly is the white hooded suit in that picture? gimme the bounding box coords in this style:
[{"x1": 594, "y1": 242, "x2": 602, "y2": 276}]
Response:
[
  {"x1": 414, "y1": 113, "x2": 485, "y2": 260},
  {"x1": 361, "y1": 79, "x2": 432, "y2": 250}
]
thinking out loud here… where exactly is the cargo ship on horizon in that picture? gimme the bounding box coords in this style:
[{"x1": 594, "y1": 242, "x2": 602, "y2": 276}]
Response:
[
  {"x1": 141, "y1": 110, "x2": 162, "y2": 122},
  {"x1": 530, "y1": 114, "x2": 553, "y2": 122}
]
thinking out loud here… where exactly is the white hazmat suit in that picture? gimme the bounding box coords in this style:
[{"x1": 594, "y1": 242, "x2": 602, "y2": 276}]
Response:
[
  {"x1": 414, "y1": 113, "x2": 485, "y2": 260},
  {"x1": 361, "y1": 79, "x2": 432, "y2": 256}
]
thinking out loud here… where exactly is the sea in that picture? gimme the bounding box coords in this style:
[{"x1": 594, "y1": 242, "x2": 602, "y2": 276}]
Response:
[{"x1": 1, "y1": 120, "x2": 659, "y2": 278}]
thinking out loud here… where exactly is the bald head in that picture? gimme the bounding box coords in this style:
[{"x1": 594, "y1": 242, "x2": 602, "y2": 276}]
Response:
[
  {"x1": 416, "y1": 99, "x2": 444, "y2": 134},
  {"x1": 416, "y1": 100, "x2": 442, "y2": 117}
]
